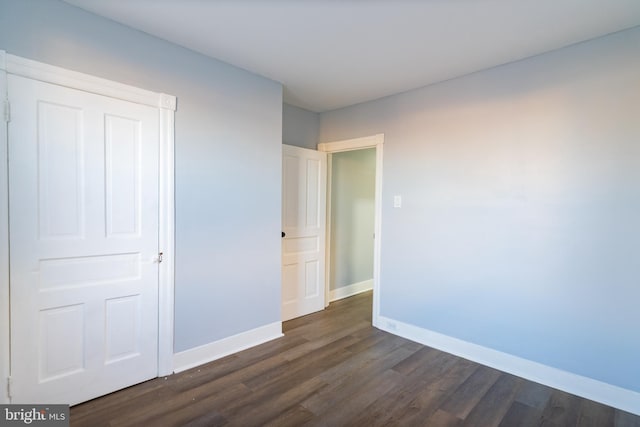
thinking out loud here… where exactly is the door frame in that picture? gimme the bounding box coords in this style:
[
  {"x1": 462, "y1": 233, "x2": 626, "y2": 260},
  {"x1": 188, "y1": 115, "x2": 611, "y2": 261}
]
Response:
[
  {"x1": 0, "y1": 51, "x2": 176, "y2": 403},
  {"x1": 318, "y1": 134, "x2": 384, "y2": 327},
  {"x1": 0, "y1": 52, "x2": 9, "y2": 404}
]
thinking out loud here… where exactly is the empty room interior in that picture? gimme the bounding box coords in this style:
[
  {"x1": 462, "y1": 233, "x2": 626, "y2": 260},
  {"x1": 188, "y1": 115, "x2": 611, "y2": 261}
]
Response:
[{"x1": 1, "y1": 0, "x2": 640, "y2": 425}]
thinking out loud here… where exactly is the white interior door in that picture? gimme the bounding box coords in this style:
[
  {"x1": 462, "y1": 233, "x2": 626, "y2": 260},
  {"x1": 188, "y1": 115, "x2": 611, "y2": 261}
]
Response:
[
  {"x1": 282, "y1": 145, "x2": 327, "y2": 321},
  {"x1": 8, "y1": 74, "x2": 160, "y2": 405}
]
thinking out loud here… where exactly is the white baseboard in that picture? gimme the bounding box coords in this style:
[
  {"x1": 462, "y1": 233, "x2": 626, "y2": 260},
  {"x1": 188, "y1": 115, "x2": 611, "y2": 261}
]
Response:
[
  {"x1": 173, "y1": 321, "x2": 283, "y2": 373},
  {"x1": 330, "y1": 279, "x2": 373, "y2": 302},
  {"x1": 377, "y1": 315, "x2": 640, "y2": 416}
]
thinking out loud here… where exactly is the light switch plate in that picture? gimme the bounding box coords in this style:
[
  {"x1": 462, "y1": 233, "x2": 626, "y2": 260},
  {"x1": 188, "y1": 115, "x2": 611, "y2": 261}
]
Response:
[{"x1": 393, "y1": 195, "x2": 402, "y2": 208}]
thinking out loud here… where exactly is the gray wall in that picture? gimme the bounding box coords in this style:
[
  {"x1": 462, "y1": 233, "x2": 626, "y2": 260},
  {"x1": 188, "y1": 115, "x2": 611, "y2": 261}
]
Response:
[
  {"x1": 319, "y1": 28, "x2": 640, "y2": 392},
  {"x1": 282, "y1": 103, "x2": 319, "y2": 150},
  {"x1": 0, "y1": 0, "x2": 283, "y2": 352},
  {"x1": 330, "y1": 149, "x2": 375, "y2": 290}
]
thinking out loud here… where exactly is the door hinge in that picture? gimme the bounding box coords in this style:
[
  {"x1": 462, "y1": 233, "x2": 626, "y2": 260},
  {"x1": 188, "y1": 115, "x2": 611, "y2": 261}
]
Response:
[
  {"x1": 158, "y1": 252, "x2": 163, "y2": 263},
  {"x1": 7, "y1": 376, "x2": 12, "y2": 399},
  {"x1": 3, "y1": 100, "x2": 9, "y2": 123}
]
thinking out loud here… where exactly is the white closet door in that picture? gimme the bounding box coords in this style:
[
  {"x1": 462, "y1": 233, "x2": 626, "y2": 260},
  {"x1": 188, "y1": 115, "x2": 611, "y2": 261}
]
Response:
[
  {"x1": 282, "y1": 145, "x2": 327, "y2": 321},
  {"x1": 9, "y1": 74, "x2": 160, "y2": 405}
]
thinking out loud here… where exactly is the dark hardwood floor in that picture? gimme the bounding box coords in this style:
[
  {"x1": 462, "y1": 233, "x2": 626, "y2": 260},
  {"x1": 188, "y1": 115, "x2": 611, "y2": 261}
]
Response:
[{"x1": 71, "y1": 291, "x2": 640, "y2": 426}]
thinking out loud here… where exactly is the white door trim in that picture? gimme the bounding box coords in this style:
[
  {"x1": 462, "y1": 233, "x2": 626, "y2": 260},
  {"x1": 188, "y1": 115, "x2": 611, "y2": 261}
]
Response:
[
  {"x1": 0, "y1": 51, "x2": 10, "y2": 404},
  {"x1": 2, "y1": 53, "x2": 176, "y2": 111},
  {"x1": 323, "y1": 154, "x2": 333, "y2": 307},
  {"x1": 318, "y1": 134, "x2": 384, "y2": 327},
  {"x1": 0, "y1": 51, "x2": 176, "y2": 403},
  {"x1": 157, "y1": 102, "x2": 176, "y2": 377}
]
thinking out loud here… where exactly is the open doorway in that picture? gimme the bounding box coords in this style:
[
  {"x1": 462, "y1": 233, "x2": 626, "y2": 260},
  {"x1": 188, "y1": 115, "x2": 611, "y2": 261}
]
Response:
[
  {"x1": 318, "y1": 134, "x2": 384, "y2": 327},
  {"x1": 327, "y1": 148, "x2": 376, "y2": 301}
]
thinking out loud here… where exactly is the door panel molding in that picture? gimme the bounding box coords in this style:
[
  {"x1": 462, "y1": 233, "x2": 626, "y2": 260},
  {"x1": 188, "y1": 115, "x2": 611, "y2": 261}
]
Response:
[
  {"x1": 318, "y1": 134, "x2": 384, "y2": 327},
  {"x1": 0, "y1": 51, "x2": 176, "y2": 404}
]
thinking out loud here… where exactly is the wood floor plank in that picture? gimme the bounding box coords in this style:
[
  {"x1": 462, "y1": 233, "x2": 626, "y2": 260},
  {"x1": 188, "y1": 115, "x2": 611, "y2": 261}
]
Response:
[
  {"x1": 305, "y1": 369, "x2": 404, "y2": 426},
  {"x1": 224, "y1": 377, "x2": 328, "y2": 426},
  {"x1": 343, "y1": 327, "x2": 389, "y2": 353},
  {"x1": 514, "y1": 380, "x2": 553, "y2": 409},
  {"x1": 427, "y1": 409, "x2": 464, "y2": 426},
  {"x1": 302, "y1": 345, "x2": 415, "y2": 415},
  {"x1": 616, "y1": 410, "x2": 640, "y2": 427},
  {"x1": 409, "y1": 349, "x2": 463, "y2": 384},
  {"x1": 392, "y1": 346, "x2": 436, "y2": 375},
  {"x1": 324, "y1": 345, "x2": 403, "y2": 386},
  {"x1": 348, "y1": 357, "x2": 475, "y2": 426},
  {"x1": 279, "y1": 320, "x2": 369, "y2": 361},
  {"x1": 108, "y1": 382, "x2": 248, "y2": 427},
  {"x1": 235, "y1": 334, "x2": 310, "y2": 364},
  {"x1": 180, "y1": 411, "x2": 227, "y2": 427},
  {"x1": 499, "y1": 401, "x2": 545, "y2": 427},
  {"x1": 578, "y1": 399, "x2": 615, "y2": 427},
  {"x1": 167, "y1": 354, "x2": 244, "y2": 393},
  {"x1": 71, "y1": 379, "x2": 175, "y2": 426},
  {"x1": 168, "y1": 352, "x2": 288, "y2": 398},
  {"x1": 346, "y1": 377, "x2": 430, "y2": 427},
  {"x1": 69, "y1": 292, "x2": 640, "y2": 427},
  {"x1": 462, "y1": 373, "x2": 523, "y2": 426},
  {"x1": 262, "y1": 404, "x2": 315, "y2": 427},
  {"x1": 428, "y1": 358, "x2": 479, "y2": 394},
  {"x1": 391, "y1": 387, "x2": 452, "y2": 426},
  {"x1": 439, "y1": 365, "x2": 502, "y2": 419},
  {"x1": 389, "y1": 366, "x2": 483, "y2": 427},
  {"x1": 241, "y1": 335, "x2": 355, "y2": 391},
  {"x1": 539, "y1": 389, "x2": 582, "y2": 426}
]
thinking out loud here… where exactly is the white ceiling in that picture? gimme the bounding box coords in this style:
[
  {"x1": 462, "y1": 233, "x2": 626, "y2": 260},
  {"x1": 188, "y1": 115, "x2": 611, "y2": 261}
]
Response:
[{"x1": 63, "y1": 0, "x2": 640, "y2": 112}]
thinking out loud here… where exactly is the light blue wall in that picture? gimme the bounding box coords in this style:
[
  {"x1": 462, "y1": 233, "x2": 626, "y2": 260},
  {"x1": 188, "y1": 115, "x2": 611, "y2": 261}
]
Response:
[
  {"x1": 0, "y1": 0, "x2": 283, "y2": 352},
  {"x1": 330, "y1": 149, "x2": 375, "y2": 290},
  {"x1": 319, "y1": 28, "x2": 640, "y2": 392},
  {"x1": 282, "y1": 103, "x2": 319, "y2": 150}
]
